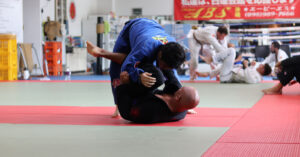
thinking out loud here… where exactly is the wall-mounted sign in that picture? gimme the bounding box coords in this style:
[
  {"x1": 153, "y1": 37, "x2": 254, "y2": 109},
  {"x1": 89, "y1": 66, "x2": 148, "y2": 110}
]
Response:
[{"x1": 174, "y1": 0, "x2": 300, "y2": 20}]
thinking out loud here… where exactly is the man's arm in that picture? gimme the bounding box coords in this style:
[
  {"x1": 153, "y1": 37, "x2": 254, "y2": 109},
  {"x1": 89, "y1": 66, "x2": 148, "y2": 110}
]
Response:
[
  {"x1": 278, "y1": 50, "x2": 289, "y2": 62},
  {"x1": 162, "y1": 70, "x2": 182, "y2": 94},
  {"x1": 120, "y1": 71, "x2": 155, "y2": 96},
  {"x1": 87, "y1": 41, "x2": 156, "y2": 87},
  {"x1": 86, "y1": 41, "x2": 127, "y2": 65},
  {"x1": 120, "y1": 49, "x2": 147, "y2": 82},
  {"x1": 262, "y1": 54, "x2": 274, "y2": 64}
]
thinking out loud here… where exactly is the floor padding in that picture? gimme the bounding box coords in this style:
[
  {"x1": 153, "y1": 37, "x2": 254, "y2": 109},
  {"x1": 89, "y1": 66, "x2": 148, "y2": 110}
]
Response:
[
  {"x1": 203, "y1": 84, "x2": 300, "y2": 156},
  {"x1": 0, "y1": 106, "x2": 247, "y2": 127}
]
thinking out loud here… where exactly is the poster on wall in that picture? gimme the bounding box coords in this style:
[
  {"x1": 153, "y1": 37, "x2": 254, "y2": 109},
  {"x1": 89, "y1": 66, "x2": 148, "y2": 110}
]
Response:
[
  {"x1": 174, "y1": 0, "x2": 300, "y2": 20},
  {"x1": 0, "y1": 0, "x2": 23, "y2": 42}
]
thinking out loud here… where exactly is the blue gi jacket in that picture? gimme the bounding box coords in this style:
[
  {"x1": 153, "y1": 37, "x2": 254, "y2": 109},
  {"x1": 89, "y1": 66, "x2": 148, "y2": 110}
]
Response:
[{"x1": 120, "y1": 18, "x2": 176, "y2": 83}]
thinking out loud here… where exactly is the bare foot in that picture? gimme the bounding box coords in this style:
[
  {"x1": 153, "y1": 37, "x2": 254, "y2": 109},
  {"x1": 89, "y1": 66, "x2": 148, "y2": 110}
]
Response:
[
  {"x1": 196, "y1": 71, "x2": 209, "y2": 77},
  {"x1": 190, "y1": 70, "x2": 197, "y2": 81},
  {"x1": 187, "y1": 109, "x2": 197, "y2": 114},
  {"x1": 262, "y1": 88, "x2": 282, "y2": 95},
  {"x1": 200, "y1": 55, "x2": 213, "y2": 64},
  {"x1": 190, "y1": 74, "x2": 196, "y2": 81},
  {"x1": 111, "y1": 107, "x2": 120, "y2": 118},
  {"x1": 86, "y1": 41, "x2": 106, "y2": 57}
]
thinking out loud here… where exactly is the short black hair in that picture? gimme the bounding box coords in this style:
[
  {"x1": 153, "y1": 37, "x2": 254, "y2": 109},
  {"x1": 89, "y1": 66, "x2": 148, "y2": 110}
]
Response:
[
  {"x1": 217, "y1": 26, "x2": 228, "y2": 35},
  {"x1": 160, "y1": 42, "x2": 185, "y2": 69},
  {"x1": 263, "y1": 63, "x2": 272, "y2": 76},
  {"x1": 272, "y1": 41, "x2": 280, "y2": 49}
]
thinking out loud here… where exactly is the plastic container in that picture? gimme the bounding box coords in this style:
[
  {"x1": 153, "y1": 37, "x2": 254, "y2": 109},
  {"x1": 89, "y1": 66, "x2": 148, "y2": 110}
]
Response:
[
  {"x1": 47, "y1": 64, "x2": 63, "y2": 76},
  {"x1": 44, "y1": 41, "x2": 63, "y2": 76},
  {"x1": 0, "y1": 34, "x2": 18, "y2": 81},
  {"x1": 0, "y1": 67, "x2": 18, "y2": 81}
]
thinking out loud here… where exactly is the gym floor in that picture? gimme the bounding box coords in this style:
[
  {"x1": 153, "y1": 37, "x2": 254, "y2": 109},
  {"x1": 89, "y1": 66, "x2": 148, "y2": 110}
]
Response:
[{"x1": 0, "y1": 79, "x2": 298, "y2": 157}]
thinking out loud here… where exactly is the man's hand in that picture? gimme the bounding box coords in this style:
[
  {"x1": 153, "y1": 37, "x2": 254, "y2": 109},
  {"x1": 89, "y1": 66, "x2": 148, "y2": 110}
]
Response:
[
  {"x1": 140, "y1": 72, "x2": 156, "y2": 88},
  {"x1": 120, "y1": 71, "x2": 130, "y2": 84},
  {"x1": 86, "y1": 41, "x2": 107, "y2": 57},
  {"x1": 275, "y1": 61, "x2": 282, "y2": 68},
  {"x1": 243, "y1": 60, "x2": 249, "y2": 68},
  {"x1": 228, "y1": 43, "x2": 235, "y2": 48}
]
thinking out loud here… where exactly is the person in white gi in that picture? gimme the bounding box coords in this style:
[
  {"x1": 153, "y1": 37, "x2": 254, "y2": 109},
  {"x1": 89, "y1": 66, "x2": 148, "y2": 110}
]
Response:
[
  {"x1": 263, "y1": 41, "x2": 288, "y2": 75},
  {"x1": 197, "y1": 48, "x2": 272, "y2": 83},
  {"x1": 187, "y1": 26, "x2": 229, "y2": 80}
]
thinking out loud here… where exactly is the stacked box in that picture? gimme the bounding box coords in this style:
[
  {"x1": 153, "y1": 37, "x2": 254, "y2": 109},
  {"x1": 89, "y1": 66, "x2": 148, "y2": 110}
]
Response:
[
  {"x1": 0, "y1": 34, "x2": 18, "y2": 81},
  {"x1": 44, "y1": 42, "x2": 62, "y2": 76}
]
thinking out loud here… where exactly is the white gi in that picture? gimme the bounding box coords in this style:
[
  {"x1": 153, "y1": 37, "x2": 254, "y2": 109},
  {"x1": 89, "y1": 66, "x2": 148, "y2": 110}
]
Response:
[
  {"x1": 263, "y1": 49, "x2": 288, "y2": 66},
  {"x1": 187, "y1": 26, "x2": 228, "y2": 79},
  {"x1": 262, "y1": 49, "x2": 288, "y2": 75},
  {"x1": 211, "y1": 48, "x2": 262, "y2": 84}
]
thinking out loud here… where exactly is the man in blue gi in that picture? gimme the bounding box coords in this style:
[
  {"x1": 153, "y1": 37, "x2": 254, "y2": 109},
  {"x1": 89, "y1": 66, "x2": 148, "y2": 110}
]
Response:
[{"x1": 87, "y1": 18, "x2": 186, "y2": 117}]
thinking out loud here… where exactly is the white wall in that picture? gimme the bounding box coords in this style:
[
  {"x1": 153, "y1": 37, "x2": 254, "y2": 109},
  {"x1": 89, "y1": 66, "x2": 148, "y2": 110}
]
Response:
[
  {"x1": 0, "y1": 0, "x2": 23, "y2": 42},
  {"x1": 40, "y1": 0, "x2": 55, "y2": 22},
  {"x1": 23, "y1": 0, "x2": 43, "y2": 74},
  {"x1": 67, "y1": 0, "x2": 112, "y2": 36},
  {"x1": 114, "y1": 0, "x2": 173, "y2": 16},
  {"x1": 98, "y1": 0, "x2": 113, "y2": 13}
]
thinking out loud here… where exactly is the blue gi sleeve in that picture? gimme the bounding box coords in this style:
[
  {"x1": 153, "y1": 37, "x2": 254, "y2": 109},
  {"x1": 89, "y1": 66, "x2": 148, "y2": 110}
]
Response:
[
  {"x1": 121, "y1": 47, "x2": 148, "y2": 83},
  {"x1": 121, "y1": 56, "x2": 144, "y2": 83},
  {"x1": 121, "y1": 39, "x2": 159, "y2": 84}
]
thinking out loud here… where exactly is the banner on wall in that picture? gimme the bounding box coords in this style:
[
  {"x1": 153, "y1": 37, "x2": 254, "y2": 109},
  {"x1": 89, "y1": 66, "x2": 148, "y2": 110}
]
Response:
[{"x1": 174, "y1": 0, "x2": 300, "y2": 20}]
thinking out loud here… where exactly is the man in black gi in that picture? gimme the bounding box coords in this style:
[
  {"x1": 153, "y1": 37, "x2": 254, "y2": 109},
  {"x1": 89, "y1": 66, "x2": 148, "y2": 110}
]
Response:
[
  {"x1": 263, "y1": 55, "x2": 300, "y2": 95},
  {"x1": 116, "y1": 63, "x2": 199, "y2": 123}
]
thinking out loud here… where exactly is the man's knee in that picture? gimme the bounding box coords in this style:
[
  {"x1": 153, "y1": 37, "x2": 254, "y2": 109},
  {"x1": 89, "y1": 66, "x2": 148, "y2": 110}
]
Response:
[{"x1": 277, "y1": 71, "x2": 294, "y2": 86}]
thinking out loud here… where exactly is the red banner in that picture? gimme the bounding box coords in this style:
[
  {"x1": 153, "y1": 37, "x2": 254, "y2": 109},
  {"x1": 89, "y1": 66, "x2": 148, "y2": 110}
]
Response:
[{"x1": 174, "y1": 0, "x2": 300, "y2": 20}]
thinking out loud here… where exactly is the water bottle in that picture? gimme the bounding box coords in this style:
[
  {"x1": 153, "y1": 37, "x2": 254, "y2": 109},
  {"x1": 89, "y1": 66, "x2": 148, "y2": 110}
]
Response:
[
  {"x1": 65, "y1": 67, "x2": 71, "y2": 80},
  {"x1": 23, "y1": 68, "x2": 30, "y2": 80}
]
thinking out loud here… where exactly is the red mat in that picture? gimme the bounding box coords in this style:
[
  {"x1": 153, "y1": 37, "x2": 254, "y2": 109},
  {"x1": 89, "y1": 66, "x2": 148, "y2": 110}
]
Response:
[
  {"x1": 0, "y1": 80, "x2": 278, "y2": 84},
  {"x1": 0, "y1": 80, "x2": 110, "y2": 83},
  {"x1": 0, "y1": 80, "x2": 219, "y2": 83},
  {"x1": 283, "y1": 83, "x2": 300, "y2": 95},
  {"x1": 0, "y1": 106, "x2": 247, "y2": 127},
  {"x1": 203, "y1": 143, "x2": 300, "y2": 157},
  {"x1": 203, "y1": 84, "x2": 300, "y2": 156}
]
